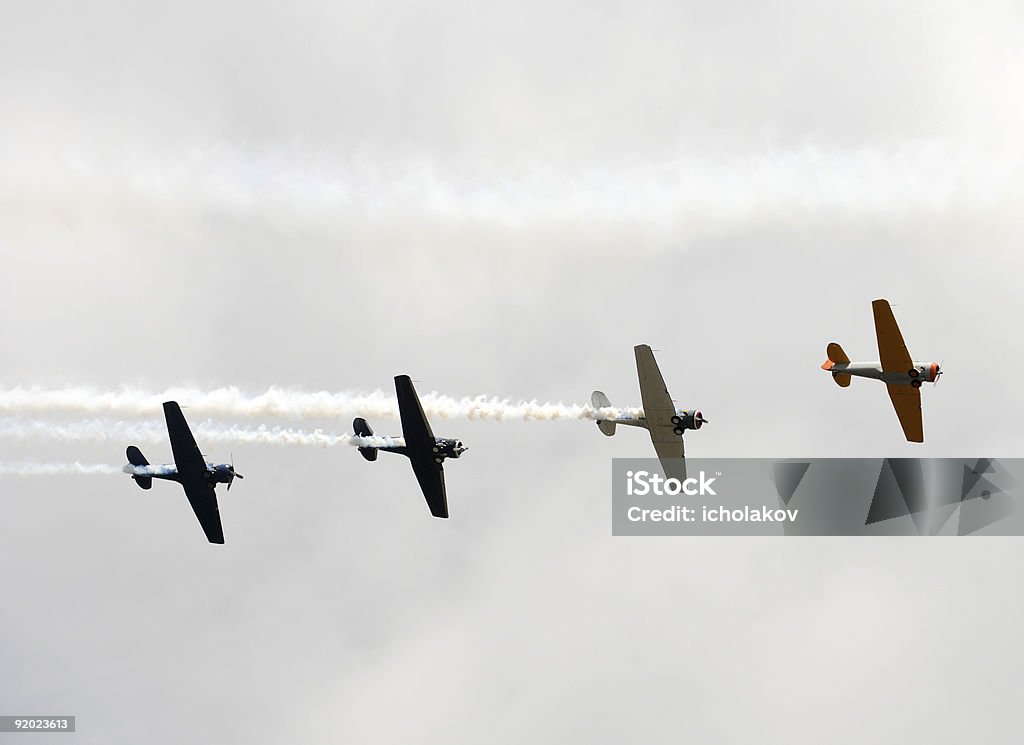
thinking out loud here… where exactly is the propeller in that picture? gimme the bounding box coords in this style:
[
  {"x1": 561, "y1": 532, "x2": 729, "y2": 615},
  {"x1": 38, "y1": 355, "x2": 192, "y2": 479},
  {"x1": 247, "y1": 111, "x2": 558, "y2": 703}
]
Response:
[{"x1": 227, "y1": 453, "x2": 244, "y2": 490}]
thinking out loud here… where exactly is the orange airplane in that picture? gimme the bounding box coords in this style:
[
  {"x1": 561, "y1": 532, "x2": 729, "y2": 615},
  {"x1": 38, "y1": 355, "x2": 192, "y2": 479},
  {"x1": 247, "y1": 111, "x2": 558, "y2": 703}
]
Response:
[{"x1": 821, "y1": 299, "x2": 942, "y2": 443}]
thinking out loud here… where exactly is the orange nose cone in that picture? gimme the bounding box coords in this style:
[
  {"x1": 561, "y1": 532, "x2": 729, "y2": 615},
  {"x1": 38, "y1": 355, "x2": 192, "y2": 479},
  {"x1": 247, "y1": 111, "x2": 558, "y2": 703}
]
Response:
[{"x1": 929, "y1": 362, "x2": 940, "y2": 382}]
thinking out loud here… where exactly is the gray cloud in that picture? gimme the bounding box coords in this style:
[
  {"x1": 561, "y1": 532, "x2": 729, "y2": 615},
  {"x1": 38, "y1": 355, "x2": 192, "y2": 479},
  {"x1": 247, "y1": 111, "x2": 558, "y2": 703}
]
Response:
[{"x1": 2, "y1": 1, "x2": 1023, "y2": 743}]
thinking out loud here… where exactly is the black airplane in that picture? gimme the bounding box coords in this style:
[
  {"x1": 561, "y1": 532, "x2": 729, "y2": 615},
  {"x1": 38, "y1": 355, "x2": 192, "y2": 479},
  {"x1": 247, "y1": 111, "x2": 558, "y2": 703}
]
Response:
[
  {"x1": 353, "y1": 375, "x2": 467, "y2": 518},
  {"x1": 123, "y1": 401, "x2": 242, "y2": 544}
]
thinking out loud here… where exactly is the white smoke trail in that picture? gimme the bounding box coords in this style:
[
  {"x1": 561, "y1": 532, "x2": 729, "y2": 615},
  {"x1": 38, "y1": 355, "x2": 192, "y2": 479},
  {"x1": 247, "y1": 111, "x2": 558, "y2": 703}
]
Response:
[
  {"x1": 0, "y1": 386, "x2": 637, "y2": 422},
  {"x1": 0, "y1": 461, "x2": 124, "y2": 476},
  {"x1": 123, "y1": 464, "x2": 177, "y2": 477},
  {"x1": 0, "y1": 417, "x2": 403, "y2": 449},
  {"x1": 7, "y1": 141, "x2": 1020, "y2": 234}
]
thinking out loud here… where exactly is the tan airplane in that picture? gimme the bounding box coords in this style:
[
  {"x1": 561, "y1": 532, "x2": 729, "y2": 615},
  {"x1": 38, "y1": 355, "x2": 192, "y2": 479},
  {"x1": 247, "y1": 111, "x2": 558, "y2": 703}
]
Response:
[
  {"x1": 592, "y1": 344, "x2": 708, "y2": 479},
  {"x1": 821, "y1": 299, "x2": 942, "y2": 443}
]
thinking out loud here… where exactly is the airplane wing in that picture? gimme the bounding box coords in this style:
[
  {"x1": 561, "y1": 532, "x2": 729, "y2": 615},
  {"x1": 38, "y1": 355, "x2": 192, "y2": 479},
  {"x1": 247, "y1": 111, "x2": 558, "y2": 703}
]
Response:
[
  {"x1": 164, "y1": 401, "x2": 225, "y2": 543},
  {"x1": 394, "y1": 377, "x2": 449, "y2": 517},
  {"x1": 395, "y1": 375, "x2": 435, "y2": 447},
  {"x1": 636, "y1": 345, "x2": 676, "y2": 428},
  {"x1": 651, "y1": 437, "x2": 687, "y2": 481},
  {"x1": 164, "y1": 401, "x2": 206, "y2": 478},
  {"x1": 635, "y1": 345, "x2": 687, "y2": 480},
  {"x1": 181, "y1": 480, "x2": 226, "y2": 544},
  {"x1": 410, "y1": 458, "x2": 449, "y2": 518},
  {"x1": 872, "y1": 299, "x2": 913, "y2": 373},
  {"x1": 886, "y1": 384, "x2": 924, "y2": 443}
]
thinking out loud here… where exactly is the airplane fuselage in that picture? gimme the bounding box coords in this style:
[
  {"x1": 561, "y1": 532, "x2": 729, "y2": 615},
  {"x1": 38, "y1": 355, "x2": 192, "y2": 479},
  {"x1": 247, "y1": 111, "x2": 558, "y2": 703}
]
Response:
[
  {"x1": 596, "y1": 407, "x2": 707, "y2": 434},
  {"x1": 376, "y1": 437, "x2": 467, "y2": 463},
  {"x1": 828, "y1": 361, "x2": 940, "y2": 386},
  {"x1": 123, "y1": 462, "x2": 237, "y2": 485}
]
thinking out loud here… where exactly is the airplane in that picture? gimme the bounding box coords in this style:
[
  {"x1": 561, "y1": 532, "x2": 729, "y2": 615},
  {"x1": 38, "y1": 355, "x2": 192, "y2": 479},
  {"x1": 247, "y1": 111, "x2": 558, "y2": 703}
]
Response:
[
  {"x1": 122, "y1": 401, "x2": 243, "y2": 544},
  {"x1": 591, "y1": 344, "x2": 708, "y2": 480},
  {"x1": 821, "y1": 298, "x2": 942, "y2": 443},
  {"x1": 352, "y1": 375, "x2": 467, "y2": 519}
]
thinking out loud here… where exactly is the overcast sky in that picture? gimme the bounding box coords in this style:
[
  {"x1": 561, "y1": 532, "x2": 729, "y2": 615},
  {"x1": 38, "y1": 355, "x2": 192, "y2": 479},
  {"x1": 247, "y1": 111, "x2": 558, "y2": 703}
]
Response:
[{"x1": 2, "y1": 1, "x2": 1023, "y2": 743}]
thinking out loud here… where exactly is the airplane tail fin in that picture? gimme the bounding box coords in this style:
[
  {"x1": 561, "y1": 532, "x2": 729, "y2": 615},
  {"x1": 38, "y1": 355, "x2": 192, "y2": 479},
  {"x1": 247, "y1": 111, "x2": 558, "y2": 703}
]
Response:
[
  {"x1": 126, "y1": 445, "x2": 152, "y2": 489},
  {"x1": 353, "y1": 417, "x2": 378, "y2": 461},
  {"x1": 591, "y1": 391, "x2": 617, "y2": 436},
  {"x1": 821, "y1": 342, "x2": 852, "y2": 387}
]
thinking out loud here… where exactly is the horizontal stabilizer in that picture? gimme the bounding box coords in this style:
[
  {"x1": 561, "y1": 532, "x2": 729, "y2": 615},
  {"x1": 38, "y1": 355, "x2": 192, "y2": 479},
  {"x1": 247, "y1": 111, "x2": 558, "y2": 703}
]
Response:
[
  {"x1": 826, "y1": 342, "x2": 850, "y2": 365},
  {"x1": 126, "y1": 445, "x2": 149, "y2": 467},
  {"x1": 353, "y1": 418, "x2": 378, "y2": 460},
  {"x1": 592, "y1": 391, "x2": 616, "y2": 435},
  {"x1": 133, "y1": 475, "x2": 153, "y2": 490},
  {"x1": 832, "y1": 373, "x2": 852, "y2": 387}
]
